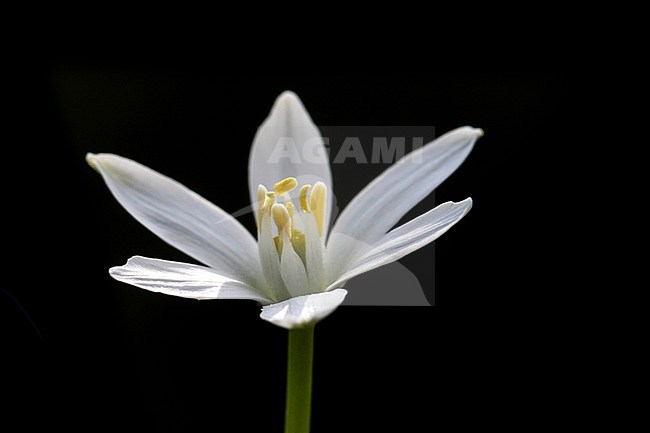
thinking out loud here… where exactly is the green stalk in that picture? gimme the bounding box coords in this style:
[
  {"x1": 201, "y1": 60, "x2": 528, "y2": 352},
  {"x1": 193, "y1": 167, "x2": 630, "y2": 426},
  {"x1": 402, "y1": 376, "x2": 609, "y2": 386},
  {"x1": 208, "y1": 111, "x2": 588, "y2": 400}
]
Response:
[{"x1": 284, "y1": 325, "x2": 315, "y2": 433}]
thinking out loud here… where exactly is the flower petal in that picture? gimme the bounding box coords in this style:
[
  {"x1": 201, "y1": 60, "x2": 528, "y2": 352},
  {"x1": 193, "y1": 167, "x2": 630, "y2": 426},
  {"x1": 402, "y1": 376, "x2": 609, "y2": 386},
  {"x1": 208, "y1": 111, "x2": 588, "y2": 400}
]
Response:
[
  {"x1": 327, "y1": 127, "x2": 482, "y2": 279},
  {"x1": 280, "y1": 232, "x2": 310, "y2": 298},
  {"x1": 258, "y1": 213, "x2": 289, "y2": 301},
  {"x1": 87, "y1": 153, "x2": 262, "y2": 286},
  {"x1": 110, "y1": 256, "x2": 271, "y2": 303},
  {"x1": 327, "y1": 199, "x2": 472, "y2": 291},
  {"x1": 248, "y1": 91, "x2": 333, "y2": 233},
  {"x1": 304, "y1": 214, "x2": 325, "y2": 292},
  {"x1": 260, "y1": 289, "x2": 348, "y2": 330}
]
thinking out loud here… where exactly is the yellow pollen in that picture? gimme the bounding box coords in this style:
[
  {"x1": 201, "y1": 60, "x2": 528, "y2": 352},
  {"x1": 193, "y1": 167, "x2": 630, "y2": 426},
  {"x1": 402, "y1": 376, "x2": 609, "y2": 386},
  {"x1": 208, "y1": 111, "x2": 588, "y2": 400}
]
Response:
[
  {"x1": 300, "y1": 185, "x2": 312, "y2": 213},
  {"x1": 309, "y1": 182, "x2": 328, "y2": 236},
  {"x1": 274, "y1": 177, "x2": 298, "y2": 196},
  {"x1": 272, "y1": 203, "x2": 292, "y2": 237}
]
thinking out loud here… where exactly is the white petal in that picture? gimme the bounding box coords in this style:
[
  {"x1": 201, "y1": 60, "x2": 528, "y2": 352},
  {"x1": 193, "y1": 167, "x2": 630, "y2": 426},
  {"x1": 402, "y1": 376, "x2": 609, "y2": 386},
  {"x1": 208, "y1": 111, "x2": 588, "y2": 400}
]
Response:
[
  {"x1": 87, "y1": 153, "x2": 262, "y2": 286},
  {"x1": 248, "y1": 91, "x2": 333, "y2": 234},
  {"x1": 280, "y1": 232, "x2": 310, "y2": 298},
  {"x1": 110, "y1": 256, "x2": 271, "y2": 303},
  {"x1": 258, "y1": 213, "x2": 289, "y2": 301},
  {"x1": 327, "y1": 199, "x2": 472, "y2": 291},
  {"x1": 304, "y1": 214, "x2": 325, "y2": 292},
  {"x1": 327, "y1": 127, "x2": 482, "y2": 279},
  {"x1": 260, "y1": 289, "x2": 348, "y2": 330}
]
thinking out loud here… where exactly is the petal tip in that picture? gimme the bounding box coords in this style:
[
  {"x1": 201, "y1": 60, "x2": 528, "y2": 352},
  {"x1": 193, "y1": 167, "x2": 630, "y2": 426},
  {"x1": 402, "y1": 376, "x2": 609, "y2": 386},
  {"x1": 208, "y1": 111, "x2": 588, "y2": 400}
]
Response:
[
  {"x1": 276, "y1": 90, "x2": 300, "y2": 103},
  {"x1": 108, "y1": 256, "x2": 137, "y2": 277},
  {"x1": 272, "y1": 91, "x2": 305, "y2": 114},
  {"x1": 451, "y1": 197, "x2": 473, "y2": 215},
  {"x1": 461, "y1": 197, "x2": 473, "y2": 212},
  {"x1": 86, "y1": 152, "x2": 117, "y2": 170},
  {"x1": 461, "y1": 126, "x2": 483, "y2": 138},
  {"x1": 108, "y1": 266, "x2": 120, "y2": 276},
  {"x1": 86, "y1": 153, "x2": 101, "y2": 173}
]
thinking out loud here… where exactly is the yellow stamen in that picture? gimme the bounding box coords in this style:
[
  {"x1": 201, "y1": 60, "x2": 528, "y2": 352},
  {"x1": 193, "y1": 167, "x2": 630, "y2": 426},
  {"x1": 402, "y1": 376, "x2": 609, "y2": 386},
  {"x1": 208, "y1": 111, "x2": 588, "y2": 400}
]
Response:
[
  {"x1": 300, "y1": 185, "x2": 312, "y2": 213},
  {"x1": 272, "y1": 203, "x2": 292, "y2": 238},
  {"x1": 257, "y1": 185, "x2": 268, "y2": 209},
  {"x1": 286, "y1": 201, "x2": 295, "y2": 218},
  {"x1": 265, "y1": 192, "x2": 276, "y2": 207},
  {"x1": 257, "y1": 185, "x2": 269, "y2": 228},
  {"x1": 285, "y1": 202, "x2": 298, "y2": 236},
  {"x1": 309, "y1": 182, "x2": 328, "y2": 236},
  {"x1": 290, "y1": 230, "x2": 306, "y2": 265},
  {"x1": 274, "y1": 177, "x2": 298, "y2": 196},
  {"x1": 273, "y1": 230, "x2": 306, "y2": 265},
  {"x1": 274, "y1": 236, "x2": 283, "y2": 255},
  {"x1": 259, "y1": 192, "x2": 276, "y2": 224}
]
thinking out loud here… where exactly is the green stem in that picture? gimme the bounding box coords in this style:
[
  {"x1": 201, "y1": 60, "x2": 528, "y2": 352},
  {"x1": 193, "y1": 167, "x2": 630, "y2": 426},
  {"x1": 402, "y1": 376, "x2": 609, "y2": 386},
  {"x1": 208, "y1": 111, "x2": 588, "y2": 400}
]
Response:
[{"x1": 284, "y1": 325, "x2": 315, "y2": 433}]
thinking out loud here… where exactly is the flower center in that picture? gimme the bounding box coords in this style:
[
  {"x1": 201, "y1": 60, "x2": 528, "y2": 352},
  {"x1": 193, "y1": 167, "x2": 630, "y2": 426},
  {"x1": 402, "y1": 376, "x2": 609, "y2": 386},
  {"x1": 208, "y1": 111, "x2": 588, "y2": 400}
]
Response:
[
  {"x1": 256, "y1": 178, "x2": 328, "y2": 300},
  {"x1": 257, "y1": 177, "x2": 328, "y2": 262}
]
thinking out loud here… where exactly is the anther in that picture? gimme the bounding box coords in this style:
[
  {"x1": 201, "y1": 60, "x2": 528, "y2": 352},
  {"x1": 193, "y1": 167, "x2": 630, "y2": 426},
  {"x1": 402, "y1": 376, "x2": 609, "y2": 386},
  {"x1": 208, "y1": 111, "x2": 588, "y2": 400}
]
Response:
[
  {"x1": 272, "y1": 203, "x2": 292, "y2": 237},
  {"x1": 300, "y1": 185, "x2": 312, "y2": 213},
  {"x1": 274, "y1": 177, "x2": 298, "y2": 196},
  {"x1": 309, "y1": 182, "x2": 327, "y2": 235}
]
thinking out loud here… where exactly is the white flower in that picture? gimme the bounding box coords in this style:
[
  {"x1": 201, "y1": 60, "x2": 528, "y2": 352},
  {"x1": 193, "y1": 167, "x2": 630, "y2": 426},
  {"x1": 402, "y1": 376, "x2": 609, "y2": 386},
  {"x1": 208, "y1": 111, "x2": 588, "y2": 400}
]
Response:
[{"x1": 87, "y1": 91, "x2": 481, "y2": 330}]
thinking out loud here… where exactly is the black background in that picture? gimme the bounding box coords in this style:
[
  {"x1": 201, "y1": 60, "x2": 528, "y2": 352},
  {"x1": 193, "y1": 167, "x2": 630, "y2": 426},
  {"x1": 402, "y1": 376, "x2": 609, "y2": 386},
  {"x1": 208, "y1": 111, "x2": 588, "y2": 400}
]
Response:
[{"x1": 2, "y1": 67, "x2": 567, "y2": 431}]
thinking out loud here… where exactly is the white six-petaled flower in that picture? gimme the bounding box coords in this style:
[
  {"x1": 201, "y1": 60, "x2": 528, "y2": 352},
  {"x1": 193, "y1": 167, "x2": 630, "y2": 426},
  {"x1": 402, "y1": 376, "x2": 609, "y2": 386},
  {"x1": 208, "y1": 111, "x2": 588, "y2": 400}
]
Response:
[{"x1": 87, "y1": 91, "x2": 482, "y2": 329}]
